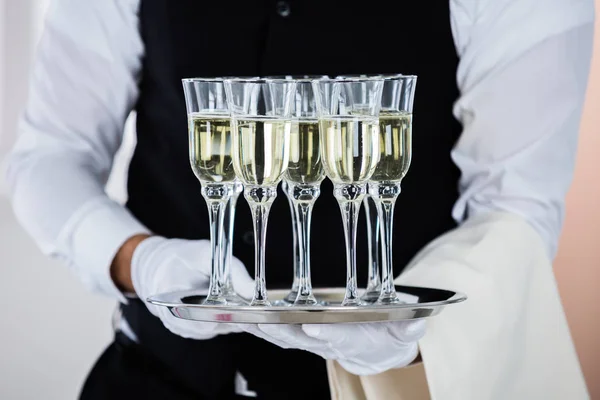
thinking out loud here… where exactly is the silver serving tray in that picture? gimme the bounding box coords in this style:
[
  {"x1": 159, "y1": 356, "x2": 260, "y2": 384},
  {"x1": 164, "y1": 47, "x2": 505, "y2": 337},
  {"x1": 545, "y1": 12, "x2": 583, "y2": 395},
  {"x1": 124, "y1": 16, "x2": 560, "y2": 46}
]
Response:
[{"x1": 147, "y1": 285, "x2": 467, "y2": 324}]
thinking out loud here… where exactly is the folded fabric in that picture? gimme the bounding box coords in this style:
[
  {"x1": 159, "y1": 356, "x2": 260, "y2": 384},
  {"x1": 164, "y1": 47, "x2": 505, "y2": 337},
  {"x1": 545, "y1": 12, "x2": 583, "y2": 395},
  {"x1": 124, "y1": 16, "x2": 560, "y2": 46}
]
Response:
[{"x1": 328, "y1": 212, "x2": 588, "y2": 400}]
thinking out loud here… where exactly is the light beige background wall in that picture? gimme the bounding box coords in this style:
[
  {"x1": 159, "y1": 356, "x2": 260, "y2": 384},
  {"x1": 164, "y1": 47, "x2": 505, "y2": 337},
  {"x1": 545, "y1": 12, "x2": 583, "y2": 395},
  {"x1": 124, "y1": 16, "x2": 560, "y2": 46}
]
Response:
[
  {"x1": 554, "y1": 4, "x2": 600, "y2": 399},
  {"x1": 0, "y1": 2, "x2": 125, "y2": 398}
]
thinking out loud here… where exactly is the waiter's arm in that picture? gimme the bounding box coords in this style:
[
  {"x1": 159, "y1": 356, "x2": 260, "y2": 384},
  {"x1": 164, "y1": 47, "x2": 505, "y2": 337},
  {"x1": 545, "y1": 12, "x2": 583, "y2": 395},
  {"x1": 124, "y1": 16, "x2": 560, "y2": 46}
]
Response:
[
  {"x1": 392, "y1": 0, "x2": 594, "y2": 397},
  {"x1": 4, "y1": 0, "x2": 148, "y2": 301},
  {"x1": 441, "y1": 0, "x2": 594, "y2": 256}
]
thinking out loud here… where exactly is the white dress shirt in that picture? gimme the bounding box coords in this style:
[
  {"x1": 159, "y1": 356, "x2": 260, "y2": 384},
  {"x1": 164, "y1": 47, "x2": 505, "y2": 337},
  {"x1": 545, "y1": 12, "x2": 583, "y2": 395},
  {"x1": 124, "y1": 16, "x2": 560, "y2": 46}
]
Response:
[{"x1": 3, "y1": 0, "x2": 594, "y2": 315}]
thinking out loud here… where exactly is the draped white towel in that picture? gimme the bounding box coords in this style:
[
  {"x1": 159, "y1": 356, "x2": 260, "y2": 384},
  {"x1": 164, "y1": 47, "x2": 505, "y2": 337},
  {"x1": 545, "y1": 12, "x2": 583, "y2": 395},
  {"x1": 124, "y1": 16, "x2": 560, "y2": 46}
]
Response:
[{"x1": 327, "y1": 212, "x2": 588, "y2": 400}]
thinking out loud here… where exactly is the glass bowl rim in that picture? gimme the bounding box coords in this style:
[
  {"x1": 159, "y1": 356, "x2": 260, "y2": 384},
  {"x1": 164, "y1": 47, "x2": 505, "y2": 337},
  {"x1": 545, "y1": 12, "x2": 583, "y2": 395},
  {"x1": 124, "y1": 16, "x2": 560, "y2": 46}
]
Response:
[
  {"x1": 182, "y1": 76, "x2": 261, "y2": 83},
  {"x1": 335, "y1": 73, "x2": 417, "y2": 80}
]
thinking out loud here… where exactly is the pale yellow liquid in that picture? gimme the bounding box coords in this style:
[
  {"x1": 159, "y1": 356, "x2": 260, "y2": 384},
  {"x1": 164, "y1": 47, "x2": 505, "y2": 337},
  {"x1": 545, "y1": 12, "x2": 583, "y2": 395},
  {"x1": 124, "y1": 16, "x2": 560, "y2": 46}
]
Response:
[
  {"x1": 232, "y1": 117, "x2": 291, "y2": 186},
  {"x1": 285, "y1": 120, "x2": 325, "y2": 185},
  {"x1": 319, "y1": 116, "x2": 380, "y2": 185},
  {"x1": 370, "y1": 111, "x2": 412, "y2": 182},
  {"x1": 189, "y1": 113, "x2": 236, "y2": 183}
]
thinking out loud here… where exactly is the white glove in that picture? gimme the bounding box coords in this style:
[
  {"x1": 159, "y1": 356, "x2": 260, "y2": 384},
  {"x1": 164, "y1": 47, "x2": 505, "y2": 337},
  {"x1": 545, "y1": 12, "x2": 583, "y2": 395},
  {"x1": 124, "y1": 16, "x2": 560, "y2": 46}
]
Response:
[
  {"x1": 240, "y1": 319, "x2": 426, "y2": 375},
  {"x1": 132, "y1": 235, "x2": 255, "y2": 340}
]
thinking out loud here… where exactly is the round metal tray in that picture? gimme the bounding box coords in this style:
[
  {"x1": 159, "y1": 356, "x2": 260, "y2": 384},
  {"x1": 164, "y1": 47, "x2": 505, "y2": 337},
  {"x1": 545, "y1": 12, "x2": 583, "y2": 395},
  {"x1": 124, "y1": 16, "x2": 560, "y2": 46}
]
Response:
[{"x1": 147, "y1": 285, "x2": 466, "y2": 324}]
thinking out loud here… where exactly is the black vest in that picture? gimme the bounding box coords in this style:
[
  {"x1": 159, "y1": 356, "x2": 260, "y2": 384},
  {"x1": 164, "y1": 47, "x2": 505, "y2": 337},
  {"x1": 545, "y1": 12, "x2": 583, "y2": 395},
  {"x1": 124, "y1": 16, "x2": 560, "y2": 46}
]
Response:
[{"x1": 122, "y1": 1, "x2": 462, "y2": 399}]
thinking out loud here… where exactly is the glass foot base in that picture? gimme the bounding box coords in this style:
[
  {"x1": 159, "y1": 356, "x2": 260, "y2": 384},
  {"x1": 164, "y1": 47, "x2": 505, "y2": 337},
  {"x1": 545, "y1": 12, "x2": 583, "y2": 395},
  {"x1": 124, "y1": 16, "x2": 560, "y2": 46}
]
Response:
[
  {"x1": 250, "y1": 298, "x2": 271, "y2": 307},
  {"x1": 376, "y1": 293, "x2": 403, "y2": 305},
  {"x1": 360, "y1": 287, "x2": 382, "y2": 305},
  {"x1": 282, "y1": 289, "x2": 299, "y2": 304},
  {"x1": 272, "y1": 299, "x2": 292, "y2": 306},
  {"x1": 217, "y1": 280, "x2": 250, "y2": 305},
  {"x1": 341, "y1": 298, "x2": 365, "y2": 307},
  {"x1": 293, "y1": 295, "x2": 318, "y2": 306},
  {"x1": 220, "y1": 288, "x2": 249, "y2": 306},
  {"x1": 274, "y1": 291, "x2": 325, "y2": 306},
  {"x1": 203, "y1": 296, "x2": 227, "y2": 306}
]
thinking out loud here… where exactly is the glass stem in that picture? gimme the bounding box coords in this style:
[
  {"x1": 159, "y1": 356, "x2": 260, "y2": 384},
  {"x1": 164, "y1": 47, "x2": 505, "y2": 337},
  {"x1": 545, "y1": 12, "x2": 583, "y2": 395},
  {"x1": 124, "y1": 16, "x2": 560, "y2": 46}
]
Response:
[
  {"x1": 334, "y1": 184, "x2": 366, "y2": 306},
  {"x1": 373, "y1": 185, "x2": 401, "y2": 304},
  {"x1": 208, "y1": 202, "x2": 224, "y2": 299},
  {"x1": 292, "y1": 184, "x2": 320, "y2": 305},
  {"x1": 221, "y1": 196, "x2": 233, "y2": 288},
  {"x1": 245, "y1": 186, "x2": 277, "y2": 306},
  {"x1": 218, "y1": 182, "x2": 246, "y2": 304},
  {"x1": 202, "y1": 185, "x2": 229, "y2": 305},
  {"x1": 364, "y1": 195, "x2": 381, "y2": 294},
  {"x1": 283, "y1": 181, "x2": 301, "y2": 303},
  {"x1": 222, "y1": 183, "x2": 242, "y2": 290}
]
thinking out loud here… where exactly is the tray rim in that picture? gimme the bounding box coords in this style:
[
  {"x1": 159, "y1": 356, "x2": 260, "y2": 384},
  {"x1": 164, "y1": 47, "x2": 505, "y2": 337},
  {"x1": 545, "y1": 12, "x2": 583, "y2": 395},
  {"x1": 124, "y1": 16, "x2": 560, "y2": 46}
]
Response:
[{"x1": 147, "y1": 285, "x2": 467, "y2": 313}]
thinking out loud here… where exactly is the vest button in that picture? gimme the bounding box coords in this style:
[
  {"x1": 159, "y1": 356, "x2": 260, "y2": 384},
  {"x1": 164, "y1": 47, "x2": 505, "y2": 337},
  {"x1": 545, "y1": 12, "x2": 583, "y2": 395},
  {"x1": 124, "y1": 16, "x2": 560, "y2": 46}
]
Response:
[
  {"x1": 276, "y1": 1, "x2": 291, "y2": 17},
  {"x1": 242, "y1": 231, "x2": 254, "y2": 245}
]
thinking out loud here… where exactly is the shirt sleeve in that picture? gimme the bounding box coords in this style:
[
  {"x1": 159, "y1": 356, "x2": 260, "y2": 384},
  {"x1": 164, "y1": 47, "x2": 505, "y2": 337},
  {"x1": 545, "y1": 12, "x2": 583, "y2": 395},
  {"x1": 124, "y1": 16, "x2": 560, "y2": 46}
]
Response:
[
  {"x1": 448, "y1": 0, "x2": 594, "y2": 258},
  {"x1": 3, "y1": 0, "x2": 148, "y2": 302}
]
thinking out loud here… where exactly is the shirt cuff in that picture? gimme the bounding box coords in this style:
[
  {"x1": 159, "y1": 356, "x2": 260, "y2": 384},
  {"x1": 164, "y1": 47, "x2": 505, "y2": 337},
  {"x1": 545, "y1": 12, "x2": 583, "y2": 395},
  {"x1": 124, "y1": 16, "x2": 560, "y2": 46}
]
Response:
[{"x1": 56, "y1": 196, "x2": 150, "y2": 303}]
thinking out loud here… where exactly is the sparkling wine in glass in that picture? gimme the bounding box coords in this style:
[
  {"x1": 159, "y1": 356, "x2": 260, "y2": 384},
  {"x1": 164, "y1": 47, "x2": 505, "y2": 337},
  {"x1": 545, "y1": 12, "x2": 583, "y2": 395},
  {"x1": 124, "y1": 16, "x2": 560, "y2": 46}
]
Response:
[
  {"x1": 225, "y1": 78, "x2": 296, "y2": 306},
  {"x1": 183, "y1": 78, "x2": 239, "y2": 305},
  {"x1": 368, "y1": 75, "x2": 416, "y2": 304},
  {"x1": 313, "y1": 77, "x2": 383, "y2": 306}
]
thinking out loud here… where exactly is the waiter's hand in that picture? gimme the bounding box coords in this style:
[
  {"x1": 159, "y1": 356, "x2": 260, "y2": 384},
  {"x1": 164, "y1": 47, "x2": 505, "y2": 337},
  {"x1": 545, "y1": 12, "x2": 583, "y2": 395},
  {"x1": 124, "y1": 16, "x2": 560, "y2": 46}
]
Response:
[
  {"x1": 240, "y1": 320, "x2": 425, "y2": 375},
  {"x1": 130, "y1": 236, "x2": 255, "y2": 340}
]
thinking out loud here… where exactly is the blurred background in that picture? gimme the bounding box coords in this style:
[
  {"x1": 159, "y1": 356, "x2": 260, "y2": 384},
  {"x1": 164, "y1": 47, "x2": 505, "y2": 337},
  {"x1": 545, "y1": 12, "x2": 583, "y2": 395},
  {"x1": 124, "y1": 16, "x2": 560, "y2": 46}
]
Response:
[{"x1": 0, "y1": 1, "x2": 598, "y2": 399}]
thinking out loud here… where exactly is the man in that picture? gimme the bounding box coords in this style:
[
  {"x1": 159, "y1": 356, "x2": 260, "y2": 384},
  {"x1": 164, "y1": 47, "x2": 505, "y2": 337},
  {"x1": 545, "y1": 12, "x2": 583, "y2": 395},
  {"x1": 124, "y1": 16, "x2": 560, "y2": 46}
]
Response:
[{"x1": 4, "y1": 0, "x2": 594, "y2": 399}]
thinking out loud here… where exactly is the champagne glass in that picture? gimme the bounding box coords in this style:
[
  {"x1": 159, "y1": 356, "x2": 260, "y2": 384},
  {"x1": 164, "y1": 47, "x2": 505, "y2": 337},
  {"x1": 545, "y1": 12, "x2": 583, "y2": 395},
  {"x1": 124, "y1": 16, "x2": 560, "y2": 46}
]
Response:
[
  {"x1": 336, "y1": 74, "x2": 384, "y2": 304},
  {"x1": 368, "y1": 74, "x2": 417, "y2": 304},
  {"x1": 266, "y1": 75, "x2": 327, "y2": 305},
  {"x1": 182, "y1": 78, "x2": 238, "y2": 305},
  {"x1": 282, "y1": 76, "x2": 327, "y2": 305},
  {"x1": 313, "y1": 77, "x2": 384, "y2": 306},
  {"x1": 224, "y1": 78, "x2": 296, "y2": 306},
  {"x1": 219, "y1": 75, "x2": 260, "y2": 305}
]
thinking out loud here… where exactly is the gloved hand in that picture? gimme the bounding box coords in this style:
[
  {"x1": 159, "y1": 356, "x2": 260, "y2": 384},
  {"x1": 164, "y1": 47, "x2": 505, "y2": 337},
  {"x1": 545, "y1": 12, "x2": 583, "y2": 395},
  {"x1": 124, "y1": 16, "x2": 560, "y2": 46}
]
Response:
[
  {"x1": 132, "y1": 235, "x2": 255, "y2": 340},
  {"x1": 240, "y1": 319, "x2": 426, "y2": 376}
]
